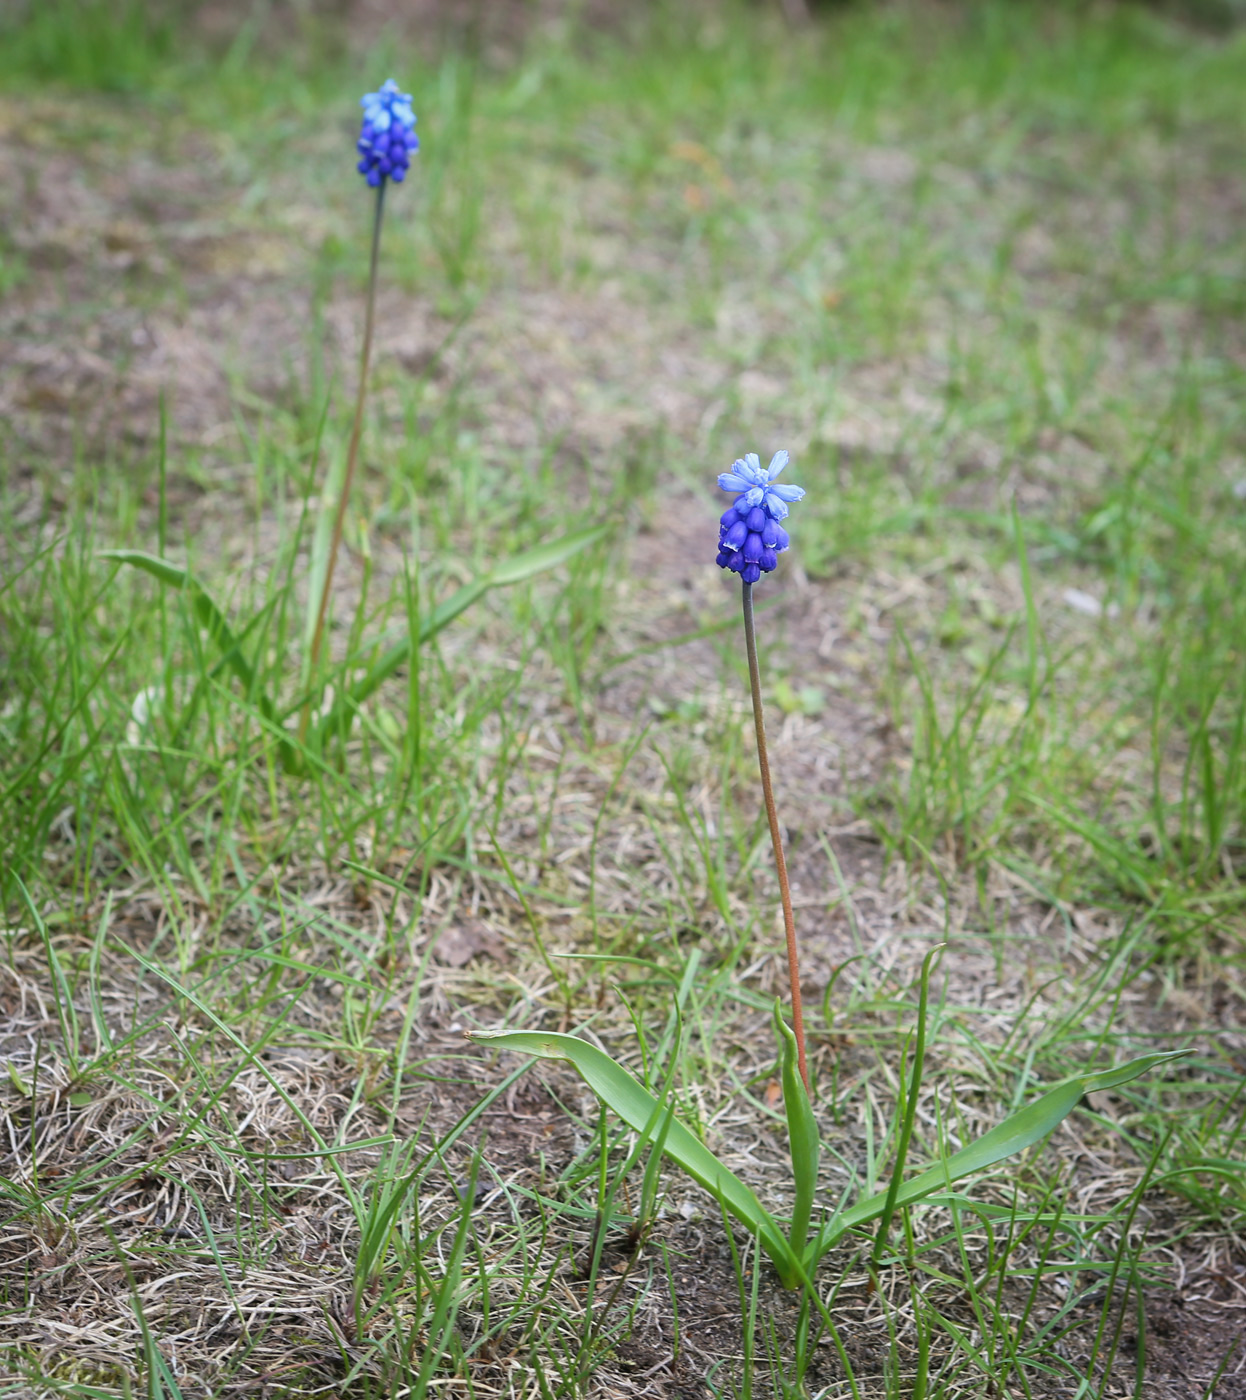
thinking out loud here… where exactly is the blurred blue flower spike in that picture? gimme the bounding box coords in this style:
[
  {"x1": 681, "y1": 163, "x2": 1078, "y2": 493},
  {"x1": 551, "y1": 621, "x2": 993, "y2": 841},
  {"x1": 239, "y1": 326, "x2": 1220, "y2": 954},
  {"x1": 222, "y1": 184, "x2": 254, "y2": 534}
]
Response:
[
  {"x1": 357, "y1": 79, "x2": 419, "y2": 186},
  {"x1": 716, "y1": 450, "x2": 805, "y2": 584},
  {"x1": 306, "y1": 76, "x2": 420, "y2": 722}
]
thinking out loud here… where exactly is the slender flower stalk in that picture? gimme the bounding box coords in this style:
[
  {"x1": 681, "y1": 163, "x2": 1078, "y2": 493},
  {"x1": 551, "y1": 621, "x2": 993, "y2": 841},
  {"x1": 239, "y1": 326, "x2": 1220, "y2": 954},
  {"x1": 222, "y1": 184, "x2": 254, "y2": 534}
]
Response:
[
  {"x1": 305, "y1": 181, "x2": 385, "y2": 700},
  {"x1": 301, "y1": 81, "x2": 418, "y2": 741},
  {"x1": 717, "y1": 450, "x2": 809, "y2": 1089},
  {"x1": 741, "y1": 580, "x2": 809, "y2": 1090}
]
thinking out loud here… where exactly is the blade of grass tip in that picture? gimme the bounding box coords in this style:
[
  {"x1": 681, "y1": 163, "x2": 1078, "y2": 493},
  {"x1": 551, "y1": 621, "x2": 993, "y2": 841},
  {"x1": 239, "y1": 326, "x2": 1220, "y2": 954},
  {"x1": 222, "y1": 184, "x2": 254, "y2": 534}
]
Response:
[
  {"x1": 1087, "y1": 1131, "x2": 1169, "y2": 1399},
  {"x1": 637, "y1": 1081, "x2": 678, "y2": 1241},
  {"x1": 353, "y1": 1139, "x2": 425, "y2": 1332},
  {"x1": 615, "y1": 985, "x2": 654, "y2": 1091},
  {"x1": 819, "y1": 833, "x2": 865, "y2": 955},
  {"x1": 576, "y1": 1107, "x2": 616, "y2": 1368},
  {"x1": 656, "y1": 948, "x2": 701, "y2": 1071},
  {"x1": 596, "y1": 995, "x2": 685, "y2": 1253},
  {"x1": 658, "y1": 1240, "x2": 681, "y2": 1361},
  {"x1": 1199, "y1": 1339, "x2": 1242, "y2": 1400},
  {"x1": 777, "y1": 1241, "x2": 866, "y2": 1400},
  {"x1": 401, "y1": 556, "x2": 422, "y2": 790},
  {"x1": 791, "y1": 1289, "x2": 814, "y2": 1393},
  {"x1": 553, "y1": 947, "x2": 700, "y2": 1081},
  {"x1": 1132, "y1": 1263, "x2": 1148, "y2": 1398},
  {"x1": 872, "y1": 944, "x2": 943, "y2": 1266},
  {"x1": 715, "y1": 1195, "x2": 756, "y2": 1400},
  {"x1": 0, "y1": 629, "x2": 130, "y2": 813},
  {"x1": 98, "y1": 552, "x2": 256, "y2": 693},
  {"x1": 88, "y1": 891, "x2": 115, "y2": 1056},
  {"x1": 588, "y1": 725, "x2": 650, "y2": 948},
  {"x1": 576, "y1": 1092, "x2": 666, "y2": 1377},
  {"x1": 745, "y1": 1227, "x2": 763, "y2": 1400},
  {"x1": 912, "y1": 1286, "x2": 931, "y2": 1400},
  {"x1": 101, "y1": 1223, "x2": 185, "y2": 1400},
  {"x1": 174, "y1": 1178, "x2": 248, "y2": 1340},
  {"x1": 1012, "y1": 499, "x2": 1044, "y2": 715},
  {"x1": 307, "y1": 525, "x2": 608, "y2": 749},
  {"x1": 123, "y1": 947, "x2": 389, "y2": 1188},
  {"x1": 597, "y1": 594, "x2": 782, "y2": 676},
  {"x1": 487, "y1": 829, "x2": 571, "y2": 1009},
  {"x1": 156, "y1": 391, "x2": 168, "y2": 650},
  {"x1": 28, "y1": 1037, "x2": 43, "y2": 1194}
]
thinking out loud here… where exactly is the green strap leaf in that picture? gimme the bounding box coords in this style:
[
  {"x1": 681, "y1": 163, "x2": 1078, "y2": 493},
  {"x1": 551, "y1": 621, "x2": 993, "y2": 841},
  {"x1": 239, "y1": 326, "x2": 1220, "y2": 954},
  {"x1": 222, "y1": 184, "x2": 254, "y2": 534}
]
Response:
[
  {"x1": 103, "y1": 526, "x2": 607, "y2": 770},
  {"x1": 310, "y1": 524, "x2": 608, "y2": 749},
  {"x1": 100, "y1": 550, "x2": 258, "y2": 695},
  {"x1": 810, "y1": 1049, "x2": 1189, "y2": 1256},
  {"x1": 475, "y1": 1030, "x2": 1186, "y2": 1287},
  {"x1": 485, "y1": 525, "x2": 608, "y2": 586},
  {"x1": 305, "y1": 578, "x2": 490, "y2": 737},
  {"x1": 773, "y1": 1004, "x2": 819, "y2": 1258},
  {"x1": 470, "y1": 1027, "x2": 801, "y2": 1282},
  {"x1": 99, "y1": 549, "x2": 295, "y2": 766}
]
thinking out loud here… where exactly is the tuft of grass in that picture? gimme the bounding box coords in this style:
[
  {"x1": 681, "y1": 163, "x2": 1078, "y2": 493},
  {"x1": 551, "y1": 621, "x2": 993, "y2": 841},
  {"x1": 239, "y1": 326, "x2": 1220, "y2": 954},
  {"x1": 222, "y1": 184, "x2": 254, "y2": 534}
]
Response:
[{"x1": 0, "y1": 0, "x2": 177, "y2": 92}]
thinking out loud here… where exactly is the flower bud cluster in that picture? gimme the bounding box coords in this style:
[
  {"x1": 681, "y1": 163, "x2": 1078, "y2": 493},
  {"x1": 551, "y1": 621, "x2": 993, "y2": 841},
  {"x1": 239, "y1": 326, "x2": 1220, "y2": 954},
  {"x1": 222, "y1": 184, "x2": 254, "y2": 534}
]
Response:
[{"x1": 357, "y1": 80, "x2": 418, "y2": 187}]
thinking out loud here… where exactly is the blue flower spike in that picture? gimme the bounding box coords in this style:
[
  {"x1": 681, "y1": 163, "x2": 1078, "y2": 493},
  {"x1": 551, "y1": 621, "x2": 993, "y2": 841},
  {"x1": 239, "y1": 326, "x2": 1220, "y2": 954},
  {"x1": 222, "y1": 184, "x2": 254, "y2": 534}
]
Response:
[
  {"x1": 356, "y1": 79, "x2": 419, "y2": 187},
  {"x1": 716, "y1": 450, "x2": 805, "y2": 584}
]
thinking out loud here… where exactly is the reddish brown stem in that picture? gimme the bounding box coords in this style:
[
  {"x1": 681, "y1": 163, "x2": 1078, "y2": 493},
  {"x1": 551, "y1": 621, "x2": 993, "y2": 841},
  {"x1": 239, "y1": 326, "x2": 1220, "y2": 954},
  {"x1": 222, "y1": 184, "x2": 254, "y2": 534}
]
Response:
[{"x1": 742, "y1": 579, "x2": 809, "y2": 1091}]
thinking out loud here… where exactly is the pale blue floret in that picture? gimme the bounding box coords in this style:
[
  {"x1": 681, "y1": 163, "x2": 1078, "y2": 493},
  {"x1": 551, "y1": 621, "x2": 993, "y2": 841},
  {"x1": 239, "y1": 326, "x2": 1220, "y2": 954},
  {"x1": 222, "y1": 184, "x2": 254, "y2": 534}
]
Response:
[
  {"x1": 362, "y1": 81, "x2": 414, "y2": 132},
  {"x1": 717, "y1": 450, "x2": 805, "y2": 521}
]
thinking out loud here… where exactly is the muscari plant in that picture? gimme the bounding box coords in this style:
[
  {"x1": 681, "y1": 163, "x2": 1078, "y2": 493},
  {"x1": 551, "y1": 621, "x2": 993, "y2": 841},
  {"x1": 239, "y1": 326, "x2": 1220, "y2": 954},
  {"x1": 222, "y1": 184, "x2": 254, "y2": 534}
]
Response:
[
  {"x1": 473, "y1": 451, "x2": 1185, "y2": 1290},
  {"x1": 101, "y1": 79, "x2": 603, "y2": 774}
]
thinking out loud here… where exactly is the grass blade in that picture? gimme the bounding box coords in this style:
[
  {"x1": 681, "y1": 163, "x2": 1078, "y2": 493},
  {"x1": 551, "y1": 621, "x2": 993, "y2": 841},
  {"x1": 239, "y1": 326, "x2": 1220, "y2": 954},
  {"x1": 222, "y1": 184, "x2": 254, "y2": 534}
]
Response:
[{"x1": 869, "y1": 944, "x2": 940, "y2": 1265}]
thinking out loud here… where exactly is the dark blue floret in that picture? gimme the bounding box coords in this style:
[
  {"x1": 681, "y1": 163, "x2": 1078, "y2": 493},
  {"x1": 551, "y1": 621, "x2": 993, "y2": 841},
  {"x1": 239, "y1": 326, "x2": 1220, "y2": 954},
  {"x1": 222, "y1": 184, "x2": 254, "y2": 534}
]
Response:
[{"x1": 715, "y1": 450, "x2": 803, "y2": 584}]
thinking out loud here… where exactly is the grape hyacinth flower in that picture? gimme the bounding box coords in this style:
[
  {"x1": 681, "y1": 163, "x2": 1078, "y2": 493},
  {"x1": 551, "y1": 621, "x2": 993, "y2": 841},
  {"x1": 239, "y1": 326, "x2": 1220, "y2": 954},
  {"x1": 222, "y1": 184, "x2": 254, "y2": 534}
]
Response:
[
  {"x1": 716, "y1": 450, "x2": 805, "y2": 584},
  {"x1": 717, "y1": 448, "x2": 810, "y2": 1088},
  {"x1": 356, "y1": 79, "x2": 419, "y2": 187},
  {"x1": 304, "y1": 80, "x2": 419, "y2": 735}
]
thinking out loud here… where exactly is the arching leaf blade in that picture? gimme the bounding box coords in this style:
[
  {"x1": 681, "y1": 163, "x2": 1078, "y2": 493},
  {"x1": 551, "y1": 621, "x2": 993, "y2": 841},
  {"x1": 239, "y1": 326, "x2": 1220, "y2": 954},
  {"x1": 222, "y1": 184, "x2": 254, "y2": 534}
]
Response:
[
  {"x1": 811, "y1": 1050, "x2": 1188, "y2": 1259},
  {"x1": 471, "y1": 1027, "x2": 800, "y2": 1282}
]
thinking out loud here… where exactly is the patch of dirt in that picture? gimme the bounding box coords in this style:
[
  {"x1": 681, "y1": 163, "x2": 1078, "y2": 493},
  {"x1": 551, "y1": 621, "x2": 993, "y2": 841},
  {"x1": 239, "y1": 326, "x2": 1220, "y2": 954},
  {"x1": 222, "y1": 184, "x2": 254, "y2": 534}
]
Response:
[{"x1": 1144, "y1": 1288, "x2": 1246, "y2": 1398}]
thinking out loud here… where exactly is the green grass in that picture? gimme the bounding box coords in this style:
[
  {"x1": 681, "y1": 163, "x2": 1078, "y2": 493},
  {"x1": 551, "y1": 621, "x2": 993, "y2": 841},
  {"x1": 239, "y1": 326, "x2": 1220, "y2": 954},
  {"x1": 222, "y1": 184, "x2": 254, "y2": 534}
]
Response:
[
  {"x1": 0, "y1": 0, "x2": 177, "y2": 92},
  {"x1": 1, "y1": 0, "x2": 1245, "y2": 1395}
]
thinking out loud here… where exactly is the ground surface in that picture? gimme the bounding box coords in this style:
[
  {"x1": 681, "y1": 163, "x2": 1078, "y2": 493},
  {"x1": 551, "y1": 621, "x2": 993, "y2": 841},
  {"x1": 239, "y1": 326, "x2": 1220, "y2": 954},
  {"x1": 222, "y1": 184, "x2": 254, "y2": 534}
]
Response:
[{"x1": 1, "y1": 2, "x2": 1244, "y2": 1397}]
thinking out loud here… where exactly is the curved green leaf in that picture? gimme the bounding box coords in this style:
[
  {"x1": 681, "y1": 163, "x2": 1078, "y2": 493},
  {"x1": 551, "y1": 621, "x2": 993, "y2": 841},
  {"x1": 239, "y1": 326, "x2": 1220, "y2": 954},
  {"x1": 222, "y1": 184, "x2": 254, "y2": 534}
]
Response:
[
  {"x1": 470, "y1": 1027, "x2": 801, "y2": 1282},
  {"x1": 475, "y1": 1029, "x2": 1186, "y2": 1288},
  {"x1": 310, "y1": 525, "x2": 608, "y2": 749},
  {"x1": 99, "y1": 549, "x2": 293, "y2": 766},
  {"x1": 773, "y1": 1004, "x2": 819, "y2": 1258},
  {"x1": 809, "y1": 1050, "x2": 1189, "y2": 1259},
  {"x1": 103, "y1": 527, "x2": 608, "y2": 771},
  {"x1": 100, "y1": 550, "x2": 256, "y2": 693}
]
